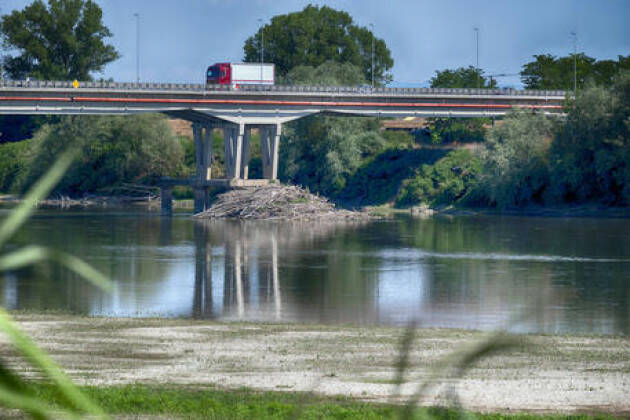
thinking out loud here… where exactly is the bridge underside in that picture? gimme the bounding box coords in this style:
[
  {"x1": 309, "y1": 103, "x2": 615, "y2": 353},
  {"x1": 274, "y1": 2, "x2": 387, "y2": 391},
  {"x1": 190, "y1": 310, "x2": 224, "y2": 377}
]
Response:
[{"x1": 0, "y1": 83, "x2": 566, "y2": 214}]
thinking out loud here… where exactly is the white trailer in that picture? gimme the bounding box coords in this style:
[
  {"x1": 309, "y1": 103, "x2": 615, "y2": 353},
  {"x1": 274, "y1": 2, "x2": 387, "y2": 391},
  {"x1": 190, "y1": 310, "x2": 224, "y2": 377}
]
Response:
[
  {"x1": 231, "y1": 63, "x2": 274, "y2": 87},
  {"x1": 206, "y1": 62, "x2": 275, "y2": 87}
]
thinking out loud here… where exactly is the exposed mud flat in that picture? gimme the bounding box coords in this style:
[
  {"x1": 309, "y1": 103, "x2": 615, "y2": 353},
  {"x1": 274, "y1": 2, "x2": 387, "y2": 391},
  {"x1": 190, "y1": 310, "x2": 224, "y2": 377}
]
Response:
[{"x1": 2, "y1": 315, "x2": 629, "y2": 415}]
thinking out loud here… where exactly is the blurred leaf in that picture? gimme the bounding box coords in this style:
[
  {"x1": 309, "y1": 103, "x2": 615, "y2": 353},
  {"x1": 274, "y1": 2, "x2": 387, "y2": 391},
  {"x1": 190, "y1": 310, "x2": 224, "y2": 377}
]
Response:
[
  {"x1": 0, "y1": 309, "x2": 108, "y2": 419},
  {"x1": 0, "y1": 150, "x2": 75, "y2": 247},
  {"x1": 0, "y1": 246, "x2": 112, "y2": 293},
  {"x1": 0, "y1": 385, "x2": 60, "y2": 420}
]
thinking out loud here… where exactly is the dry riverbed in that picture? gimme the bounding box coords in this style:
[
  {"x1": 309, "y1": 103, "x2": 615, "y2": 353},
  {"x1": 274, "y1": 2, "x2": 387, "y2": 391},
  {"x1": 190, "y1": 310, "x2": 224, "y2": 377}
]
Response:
[{"x1": 2, "y1": 314, "x2": 629, "y2": 416}]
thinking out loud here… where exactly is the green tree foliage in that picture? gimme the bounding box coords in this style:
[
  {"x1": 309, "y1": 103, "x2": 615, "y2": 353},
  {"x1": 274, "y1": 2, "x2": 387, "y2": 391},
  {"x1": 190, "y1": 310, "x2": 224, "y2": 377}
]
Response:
[
  {"x1": 520, "y1": 53, "x2": 630, "y2": 90},
  {"x1": 343, "y1": 148, "x2": 446, "y2": 206},
  {"x1": 1, "y1": 0, "x2": 119, "y2": 80},
  {"x1": 0, "y1": 139, "x2": 32, "y2": 192},
  {"x1": 243, "y1": 5, "x2": 393, "y2": 84},
  {"x1": 425, "y1": 118, "x2": 487, "y2": 144},
  {"x1": 476, "y1": 110, "x2": 555, "y2": 208},
  {"x1": 549, "y1": 72, "x2": 630, "y2": 205},
  {"x1": 430, "y1": 66, "x2": 497, "y2": 89},
  {"x1": 427, "y1": 66, "x2": 493, "y2": 144},
  {"x1": 281, "y1": 115, "x2": 386, "y2": 197},
  {"x1": 278, "y1": 61, "x2": 389, "y2": 197},
  {"x1": 280, "y1": 61, "x2": 366, "y2": 86},
  {"x1": 0, "y1": 0, "x2": 120, "y2": 143},
  {"x1": 395, "y1": 149, "x2": 481, "y2": 207},
  {"x1": 8, "y1": 115, "x2": 184, "y2": 195}
]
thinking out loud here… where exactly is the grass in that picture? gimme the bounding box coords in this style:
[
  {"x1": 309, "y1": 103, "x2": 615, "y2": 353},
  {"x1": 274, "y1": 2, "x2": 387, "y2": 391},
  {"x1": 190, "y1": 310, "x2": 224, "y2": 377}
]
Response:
[{"x1": 23, "y1": 383, "x2": 622, "y2": 420}]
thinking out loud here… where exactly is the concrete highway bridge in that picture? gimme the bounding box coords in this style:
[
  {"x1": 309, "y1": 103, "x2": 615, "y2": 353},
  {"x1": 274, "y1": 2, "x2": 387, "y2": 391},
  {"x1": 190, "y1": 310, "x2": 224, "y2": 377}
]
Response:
[{"x1": 0, "y1": 80, "x2": 567, "y2": 212}]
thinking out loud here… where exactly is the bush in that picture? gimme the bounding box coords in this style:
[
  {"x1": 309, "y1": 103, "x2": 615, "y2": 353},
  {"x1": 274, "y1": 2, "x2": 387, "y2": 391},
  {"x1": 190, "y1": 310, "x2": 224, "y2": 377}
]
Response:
[
  {"x1": 426, "y1": 118, "x2": 489, "y2": 144},
  {"x1": 549, "y1": 72, "x2": 630, "y2": 205},
  {"x1": 15, "y1": 114, "x2": 184, "y2": 196},
  {"x1": 0, "y1": 137, "x2": 35, "y2": 193},
  {"x1": 280, "y1": 115, "x2": 386, "y2": 197},
  {"x1": 342, "y1": 148, "x2": 446, "y2": 205},
  {"x1": 395, "y1": 149, "x2": 481, "y2": 207},
  {"x1": 476, "y1": 110, "x2": 555, "y2": 208}
]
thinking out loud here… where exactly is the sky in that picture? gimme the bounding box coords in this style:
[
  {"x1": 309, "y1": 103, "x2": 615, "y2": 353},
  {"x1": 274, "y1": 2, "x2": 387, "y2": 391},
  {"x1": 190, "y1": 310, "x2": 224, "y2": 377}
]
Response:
[{"x1": 1, "y1": 0, "x2": 629, "y2": 88}]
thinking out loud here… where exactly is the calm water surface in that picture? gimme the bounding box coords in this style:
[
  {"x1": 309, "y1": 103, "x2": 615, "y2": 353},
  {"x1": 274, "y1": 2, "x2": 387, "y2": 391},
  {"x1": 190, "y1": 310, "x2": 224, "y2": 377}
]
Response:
[{"x1": 1, "y1": 208, "x2": 629, "y2": 335}]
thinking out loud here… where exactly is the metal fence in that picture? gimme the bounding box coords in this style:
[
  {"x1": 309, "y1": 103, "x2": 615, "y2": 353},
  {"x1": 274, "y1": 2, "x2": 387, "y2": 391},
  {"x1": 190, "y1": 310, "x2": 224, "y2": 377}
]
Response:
[{"x1": 0, "y1": 79, "x2": 567, "y2": 98}]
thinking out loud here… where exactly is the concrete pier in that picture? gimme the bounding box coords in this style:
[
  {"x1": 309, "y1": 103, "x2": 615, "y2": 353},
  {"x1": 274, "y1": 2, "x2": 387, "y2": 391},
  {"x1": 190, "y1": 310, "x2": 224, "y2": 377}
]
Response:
[{"x1": 164, "y1": 120, "x2": 282, "y2": 215}]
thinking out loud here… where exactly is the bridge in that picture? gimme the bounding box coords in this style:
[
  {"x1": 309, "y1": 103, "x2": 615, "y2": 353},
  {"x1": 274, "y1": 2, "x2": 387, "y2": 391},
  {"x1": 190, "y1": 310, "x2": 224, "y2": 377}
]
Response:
[{"x1": 0, "y1": 80, "x2": 567, "y2": 213}]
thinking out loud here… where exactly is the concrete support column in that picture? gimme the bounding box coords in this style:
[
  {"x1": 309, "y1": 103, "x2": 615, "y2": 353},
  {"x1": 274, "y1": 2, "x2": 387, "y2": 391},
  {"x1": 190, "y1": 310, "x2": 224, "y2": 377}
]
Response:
[
  {"x1": 204, "y1": 126, "x2": 213, "y2": 181},
  {"x1": 261, "y1": 123, "x2": 281, "y2": 180},
  {"x1": 223, "y1": 123, "x2": 245, "y2": 179},
  {"x1": 193, "y1": 122, "x2": 214, "y2": 214},
  {"x1": 240, "y1": 127, "x2": 251, "y2": 180}
]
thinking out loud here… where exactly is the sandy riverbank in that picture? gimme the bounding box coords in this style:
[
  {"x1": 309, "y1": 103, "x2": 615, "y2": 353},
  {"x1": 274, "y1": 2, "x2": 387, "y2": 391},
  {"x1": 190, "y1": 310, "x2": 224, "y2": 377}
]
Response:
[{"x1": 2, "y1": 314, "x2": 628, "y2": 416}]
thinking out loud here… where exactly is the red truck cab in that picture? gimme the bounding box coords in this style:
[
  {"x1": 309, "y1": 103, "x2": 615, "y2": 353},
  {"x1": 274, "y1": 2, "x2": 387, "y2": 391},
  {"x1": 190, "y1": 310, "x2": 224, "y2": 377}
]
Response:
[{"x1": 206, "y1": 63, "x2": 231, "y2": 85}]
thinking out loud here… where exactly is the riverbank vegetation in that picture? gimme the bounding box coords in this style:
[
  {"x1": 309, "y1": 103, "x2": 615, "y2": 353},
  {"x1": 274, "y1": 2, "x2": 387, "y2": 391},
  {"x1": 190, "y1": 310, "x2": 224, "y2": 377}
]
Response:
[{"x1": 0, "y1": 2, "x2": 628, "y2": 212}]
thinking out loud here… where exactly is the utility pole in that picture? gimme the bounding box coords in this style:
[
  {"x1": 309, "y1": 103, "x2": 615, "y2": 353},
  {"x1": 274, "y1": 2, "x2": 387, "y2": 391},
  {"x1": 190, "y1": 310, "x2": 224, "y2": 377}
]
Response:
[
  {"x1": 370, "y1": 23, "x2": 375, "y2": 88},
  {"x1": 571, "y1": 31, "x2": 577, "y2": 94},
  {"x1": 258, "y1": 18, "x2": 264, "y2": 83},
  {"x1": 134, "y1": 13, "x2": 140, "y2": 84},
  {"x1": 474, "y1": 27, "x2": 480, "y2": 89}
]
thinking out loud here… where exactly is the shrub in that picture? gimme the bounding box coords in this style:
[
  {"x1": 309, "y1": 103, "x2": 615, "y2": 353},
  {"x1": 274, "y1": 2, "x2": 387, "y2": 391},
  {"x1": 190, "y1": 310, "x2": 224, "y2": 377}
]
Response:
[
  {"x1": 15, "y1": 114, "x2": 184, "y2": 196},
  {"x1": 395, "y1": 149, "x2": 481, "y2": 207},
  {"x1": 476, "y1": 110, "x2": 554, "y2": 208},
  {"x1": 342, "y1": 148, "x2": 446, "y2": 205},
  {"x1": 549, "y1": 72, "x2": 630, "y2": 205}
]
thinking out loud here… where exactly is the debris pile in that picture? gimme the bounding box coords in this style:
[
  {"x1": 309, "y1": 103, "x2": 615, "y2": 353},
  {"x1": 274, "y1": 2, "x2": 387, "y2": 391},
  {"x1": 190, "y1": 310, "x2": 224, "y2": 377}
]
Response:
[{"x1": 194, "y1": 184, "x2": 367, "y2": 220}]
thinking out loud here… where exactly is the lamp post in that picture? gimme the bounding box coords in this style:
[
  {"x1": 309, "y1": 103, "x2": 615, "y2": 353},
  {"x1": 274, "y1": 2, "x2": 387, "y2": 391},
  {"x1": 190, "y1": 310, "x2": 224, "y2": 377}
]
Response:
[
  {"x1": 370, "y1": 23, "x2": 375, "y2": 88},
  {"x1": 571, "y1": 31, "x2": 577, "y2": 93},
  {"x1": 474, "y1": 27, "x2": 479, "y2": 88},
  {"x1": 258, "y1": 18, "x2": 264, "y2": 83},
  {"x1": 134, "y1": 13, "x2": 140, "y2": 84}
]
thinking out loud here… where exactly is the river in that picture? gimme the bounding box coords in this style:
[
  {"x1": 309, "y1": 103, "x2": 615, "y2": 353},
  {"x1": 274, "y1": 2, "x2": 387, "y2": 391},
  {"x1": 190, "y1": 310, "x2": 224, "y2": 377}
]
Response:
[{"x1": 1, "y1": 207, "x2": 629, "y2": 335}]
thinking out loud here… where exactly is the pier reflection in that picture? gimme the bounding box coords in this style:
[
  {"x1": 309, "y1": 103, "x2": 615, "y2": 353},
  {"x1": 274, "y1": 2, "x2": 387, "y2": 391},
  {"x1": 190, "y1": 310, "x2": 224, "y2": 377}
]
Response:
[
  {"x1": 191, "y1": 219, "x2": 368, "y2": 321},
  {"x1": 191, "y1": 221, "x2": 293, "y2": 320}
]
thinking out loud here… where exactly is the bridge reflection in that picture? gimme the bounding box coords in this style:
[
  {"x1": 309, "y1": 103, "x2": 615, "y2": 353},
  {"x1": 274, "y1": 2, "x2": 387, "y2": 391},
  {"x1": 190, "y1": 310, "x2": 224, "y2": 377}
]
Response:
[{"x1": 192, "y1": 221, "x2": 290, "y2": 320}]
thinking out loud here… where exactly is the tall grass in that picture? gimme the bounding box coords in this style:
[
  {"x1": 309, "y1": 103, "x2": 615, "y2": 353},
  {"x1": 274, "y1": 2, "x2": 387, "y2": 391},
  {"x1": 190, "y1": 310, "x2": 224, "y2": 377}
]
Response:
[{"x1": 0, "y1": 150, "x2": 112, "y2": 419}]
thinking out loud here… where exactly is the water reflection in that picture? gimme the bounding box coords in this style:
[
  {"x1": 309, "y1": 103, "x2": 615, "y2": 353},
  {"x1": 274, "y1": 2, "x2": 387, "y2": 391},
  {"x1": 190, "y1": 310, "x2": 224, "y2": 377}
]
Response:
[{"x1": 1, "y1": 209, "x2": 629, "y2": 335}]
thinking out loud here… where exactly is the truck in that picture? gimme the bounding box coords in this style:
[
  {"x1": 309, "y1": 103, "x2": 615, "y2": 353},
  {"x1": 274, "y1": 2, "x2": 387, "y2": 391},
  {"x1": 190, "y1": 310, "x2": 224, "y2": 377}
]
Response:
[{"x1": 206, "y1": 62, "x2": 275, "y2": 88}]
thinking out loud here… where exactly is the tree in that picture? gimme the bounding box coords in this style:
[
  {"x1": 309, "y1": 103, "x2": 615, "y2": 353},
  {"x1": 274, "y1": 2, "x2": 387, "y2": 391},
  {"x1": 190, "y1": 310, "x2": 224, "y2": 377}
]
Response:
[
  {"x1": 243, "y1": 5, "x2": 393, "y2": 85},
  {"x1": 428, "y1": 66, "x2": 494, "y2": 145},
  {"x1": 430, "y1": 66, "x2": 497, "y2": 88},
  {"x1": 477, "y1": 110, "x2": 555, "y2": 208},
  {"x1": 548, "y1": 71, "x2": 630, "y2": 205},
  {"x1": 520, "y1": 54, "x2": 630, "y2": 90},
  {"x1": 1, "y1": 0, "x2": 119, "y2": 81},
  {"x1": 278, "y1": 61, "x2": 388, "y2": 196},
  {"x1": 12, "y1": 115, "x2": 184, "y2": 195},
  {"x1": 395, "y1": 149, "x2": 481, "y2": 207},
  {"x1": 280, "y1": 61, "x2": 365, "y2": 86}
]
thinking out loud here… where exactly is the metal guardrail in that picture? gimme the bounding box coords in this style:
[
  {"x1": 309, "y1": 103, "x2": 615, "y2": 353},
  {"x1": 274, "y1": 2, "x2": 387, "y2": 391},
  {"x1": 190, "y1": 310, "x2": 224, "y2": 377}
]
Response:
[{"x1": 0, "y1": 79, "x2": 567, "y2": 98}]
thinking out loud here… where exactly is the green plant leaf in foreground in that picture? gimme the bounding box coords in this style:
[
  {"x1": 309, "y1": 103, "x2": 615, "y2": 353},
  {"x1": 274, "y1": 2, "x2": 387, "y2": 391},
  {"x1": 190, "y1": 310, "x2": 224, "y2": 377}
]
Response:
[
  {"x1": 399, "y1": 332, "x2": 526, "y2": 420},
  {"x1": 0, "y1": 245, "x2": 113, "y2": 293},
  {"x1": 0, "y1": 150, "x2": 76, "y2": 248},
  {"x1": 0, "y1": 309, "x2": 108, "y2": 419}
]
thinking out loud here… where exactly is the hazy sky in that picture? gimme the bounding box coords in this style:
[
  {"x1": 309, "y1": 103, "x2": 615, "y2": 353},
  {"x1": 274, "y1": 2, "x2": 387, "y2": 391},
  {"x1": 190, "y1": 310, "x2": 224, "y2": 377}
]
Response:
[{"x1": 2, "y1": 0, "x2": 629, "y2": 87}]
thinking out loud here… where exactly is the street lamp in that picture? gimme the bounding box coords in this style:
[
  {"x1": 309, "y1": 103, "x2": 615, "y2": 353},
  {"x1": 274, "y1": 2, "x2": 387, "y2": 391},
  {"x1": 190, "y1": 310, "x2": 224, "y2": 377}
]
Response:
[
  {"x1": 571, "y1": 32, "x2": 577, "y2": 93},
  {"x1": 370, "y1": 23, "x2": 375, "y2": 88},
  {"x1": 258, "y1": 18, "x2": 264, "y2": 83},
  {"x1": 474, "y1": 27, "x2": 479, "y2": 88},
  {"x1": 134, "y1": 13, "x2": 140, "y2": 84}
]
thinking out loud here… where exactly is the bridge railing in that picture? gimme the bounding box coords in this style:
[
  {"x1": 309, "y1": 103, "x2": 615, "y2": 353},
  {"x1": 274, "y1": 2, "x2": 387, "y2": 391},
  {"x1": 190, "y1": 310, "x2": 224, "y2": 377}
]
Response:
[{"x1": 0, "y1": 79, "x2": 567, "y2": 98}]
